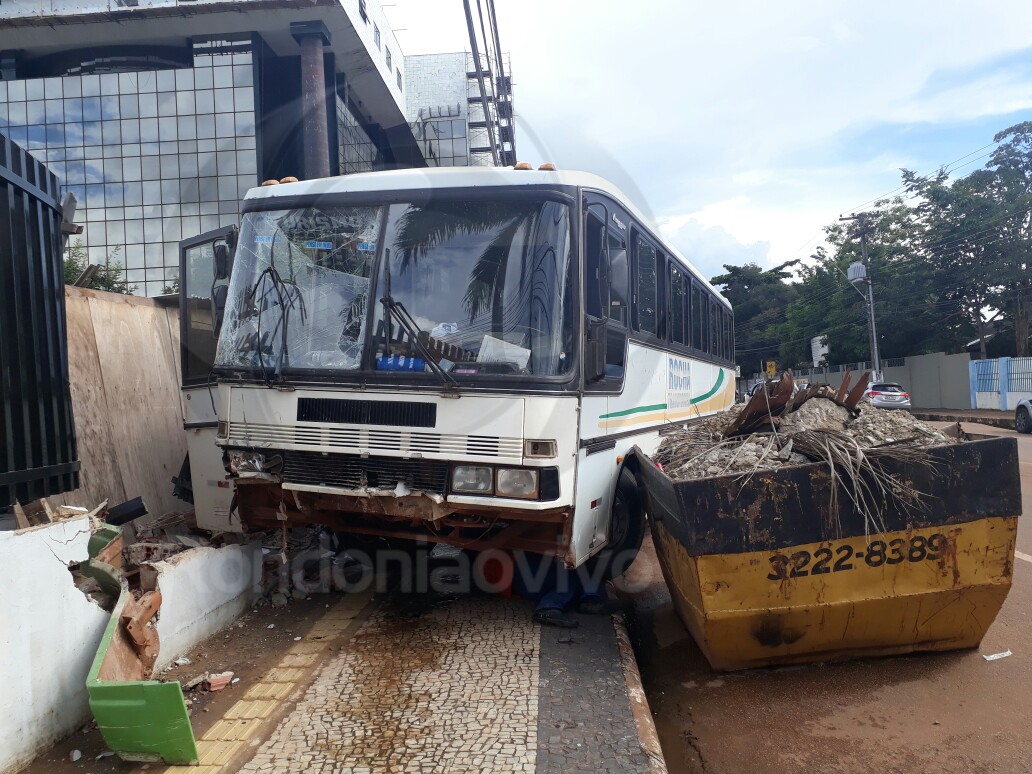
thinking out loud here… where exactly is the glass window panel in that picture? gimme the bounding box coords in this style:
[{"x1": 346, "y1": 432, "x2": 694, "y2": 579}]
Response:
[
  {"x1": 8, "y1": 102, "x2": 26, "y2": 126},
  {"x1": 120, "y1": 119, "x2": 140, "y2": 144},
  {"x1": 158, "y1": 116, "x2": 178, "y2": 142},
  {"x1": 123, "y1": 182, "x2": 143, "y2": 206},
  {"x1": 8, "y1": 126, "x2": 28, "y2": 147},
  {"x1": 143, "y1": 182, "x2": 162, "y2": 206},
  {"x1": 82, "y1": 96, "x2": 102, "y2": 121},
  {"x1": 118, "y1": 94, "x2": 139, "y2": 119},
  {"x1": 236, "y1": 149, "x2": 256, "y2": 174},
  {"x1": 236, "y1": 175, "x2": 253, "y2": 198},
  {"x1": 0, "y1": 103, "x2": 8, "y2": 128},
  {"x1": 234, "y1": 86, "x2": 254, "y2": 113},
  {"x1": 26, "y1": 100, "x2": 45, "y2": 124},
  {"x1": 157, "y1": 92, "x2": 177, "y2": 117},
  {"x1": 232, "y1": 65, "x2": 251, "y2": 87},
  {"x1": 63, "y1": 98, "x2": 83, "y2": 123},
  {"x1": 179, "y1": 178, "x2": 199, "y2": 203},
  {"x1": 635, "y1": 235, "x2": 659, "y2": 335},
  {"x1": 63, "y1": 78, "x2": 82, "y2": 98},
  {"x1": 85, "y1": 183, "x2": 104, "y2": 207},
  {"x1": 163, "y1": 217, "x2": 183, "y2": 241},
  {"x1": 103, "y1": 157, "x2": 121, "y2": 180},
  {"x1": 106, "y1": 221, "x2": 125, "y2": 245},
  {"x1": 43, "y1": 78, "x2": 62, "y2": 99},
  {"x1": 175, "y1": 68, "x2": 195, "y2": 91},
  {"x1": 199, "y1": 201, "x2": 218, "y2": 216},
  {"x1": 126, "y1": 268, "x2": 145, "y2": 282},
  {"x1": 182, "y1": 215, "x2": 201, "y2": 238},
  {"x1": 214, "y1": 112, "x2": 234, "y2": 138},
  {"x1": 63, "y1": 123, "x2": 85, "y2": 145},
  {"x1": 159, "y1": 154, "x2": 179, "y2": 179},
  {"x1": 196, "y1": 115, "x2": 216, "y2": 140},
  {"x1": 87, "y1": 246, "x2": 107, "y2": 262},
  {"x1": 125, "y1": 220, "x2": 145, "y2": 244},
  {"x1": 27, "y1": 127, "x2": 46, "y2": 150},
  {"x1": 197, "y1": 138, "x2": 217, "y2": 153},
  {"x1": 138, "y1": 92, "x2": 157, "y2": 118},
  {"x1": 199, "y1": 177, "x2": 218, "y2": 201},
  {"x1": 194, "y1": 89, "x2": 215, "y2": 115},
  {"x1": 181, "y1": 202, "x2": 199, "y2": 216},
  {"x1": 156, "y1": 70, "x2": 177, "y2": 92},
  {"x1": 146, "y1": 268, "x2": 165, "y2": 282},
  {"x1": 105, "y1": 183, "x2": 124, "y2": 207},
  {"x1": 66, "y1": 184, "x2": 85, "y2": 204},
  {"x1": 144, "y1": 218, "x2": 163, "y2": 242},
  {"x1": 26, "y1": 79, "x2": 44, "y2": 100},
  {"x1": 102, "y1": 142, "x2": 122, "y2": 159},
  {"x1": 66, "y1": 145, "x2": 85, "y2": 160},
  {"x1": 85, "y1": 160, "x2": 105, "y2": 184},
  {"x1": 177, "y1": 115, "x2": 197, "y2": 141},
  {"x1": 124, "y1": 206, "x2": 143, "y2": 220},
  {"x1": 102, "y1": 120, "x2": 121, "y2": 146},
  {"x1": 213, "y1": 88, "x2": 233, "y2": 111},
  {"x1": 237, "y1": 135, "x2": 256, "y2": 150},
  {"x1": 101, "y1": 96, "x2": 120, "y2": 120},
  {"x1": 217, "y1": 175, "x2": 237, "y2": 201},
  {"x1": 234, "y1": 111, "x2": 254, "y2": 136},
  {"x1": 0, "y1": 81, "x2": 6, "y2": 102},
  {"x1": 140, "y1": 141, "x2": 160, "y2": 156},
  {"x1": 200, "y1": 214, "x2": 220, "y2": 232},
  {"x1": 215, "y1": 150, "x2": 237, "y2": 175},
  {"x1": 118, "y1": 73, "x2": 136, "y2": 95},
  {"x1": 45, "y1": 124, "x2": 65, "y2": 146},
  {"x1": 136, "y1": 71, "x2": 157, "y2": 93},
  {"x1": 176, "y1": 91, "x2": 195, "y2": 115},
  {"x1": 141, "y1": 156, "x2": 160, "y2": 179},
  {"x1": 84, "y1": 145, "x2": 103, "y2": 160},
  {"x1": 8, "y1": 80, "x2": 26, "y2": 101},
  {"x1": 107, "y1": 207, "x2": 125, "y2": 222},
  {"x1": 66, "y1": 161, "x2": 86, "y2": 184},
  {"x1": 45, "y1": 99, "x2": 64, "y2": 124},
  {"x1": 213, "y1": 66, "x2": 233, "y2": 89},
  {"x1": 179, "y1": 140, "x2": 197, "y2": 154},
  {"x1": 161, "y1": 179, "x2": 180, "y2": 203},
  {"x1": 144, "y1": 242, "x2": 163, "y2": 264},
  {"x1": 218, "y1": 213, "x2": 237, "y2": 228},
  {"x1": 99, "y1": 73, "x2": 119, "y2": 96},
  {"x1": 193, "y1": 67, "x2": 214, "y2": 89},
  {"x1": 179, "y1": 153, "x2": 199, "y2": 177},
  {"x1": 125, "y1": 247, "x2": 144, "y2": 270}
]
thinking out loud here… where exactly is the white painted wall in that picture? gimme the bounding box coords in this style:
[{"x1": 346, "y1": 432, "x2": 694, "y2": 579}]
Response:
[
  {"x1": 152, "y1": 543, "x2": 263, "y2": 670},
  {"x1": 0, "y1": 518, "x2": 109, "y2": 774},
  {"x1": 975, "y1": 393, "x2": 1001, "y2": 411}
]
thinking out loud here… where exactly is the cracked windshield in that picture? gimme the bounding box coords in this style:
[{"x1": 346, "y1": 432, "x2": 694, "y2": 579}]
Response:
[{"x1": 215, "y1": 198, "x2": 575, "y2": 378}]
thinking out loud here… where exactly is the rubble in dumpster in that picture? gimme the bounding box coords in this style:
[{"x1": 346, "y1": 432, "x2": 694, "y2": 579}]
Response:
[{"x1": 656, "y1": 371, "x2": 954, "y2": 482}]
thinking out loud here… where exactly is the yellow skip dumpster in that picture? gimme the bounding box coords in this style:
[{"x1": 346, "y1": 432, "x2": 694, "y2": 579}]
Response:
[{"x1": 633, "y1": 426, "x2": 1021, "y2": 672}]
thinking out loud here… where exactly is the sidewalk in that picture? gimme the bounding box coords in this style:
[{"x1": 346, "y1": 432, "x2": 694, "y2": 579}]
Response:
[{"x1": 910, "y1": 408, "x2": 1015, "y2": 430}]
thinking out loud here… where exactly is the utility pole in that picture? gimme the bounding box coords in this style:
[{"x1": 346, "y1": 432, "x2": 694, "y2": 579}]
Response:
[{"x1": 840, "y1": 212, "x2": 881, "y2": 382}]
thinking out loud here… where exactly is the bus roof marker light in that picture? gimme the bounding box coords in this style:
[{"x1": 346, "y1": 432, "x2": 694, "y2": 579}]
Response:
[
  {"x1": 260, "y1": 179, "x2": 280, "y2": 186},
  {"x1": 280, "y1": 176, "x2": 299, "y2": 184},
  {"x1": 538, "y1": 163, "x2": 557, "y2": 171},
  {"x1": 513, "y1": 162, "x2": 533, "y2": 170}
]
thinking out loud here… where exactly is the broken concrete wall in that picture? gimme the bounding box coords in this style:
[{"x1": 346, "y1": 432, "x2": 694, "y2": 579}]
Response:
[
  {"x1": 152, "y1": 543, "x2": 263, "y2": 671},
  {"x1": 59, "y1": 286, "x2": 186, "y2": 517},
  {"x1": 0, "y1": 518, "x2": 109, "y2": 774}
]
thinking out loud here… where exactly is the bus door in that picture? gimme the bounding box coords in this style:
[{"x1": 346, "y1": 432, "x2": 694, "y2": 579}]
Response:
[
  {"x1": 576, "y1": 193, "x2": 629, "y2": 562},
  {"x1": 178, "y1": 225, "x2": 238, "y2": 532}
]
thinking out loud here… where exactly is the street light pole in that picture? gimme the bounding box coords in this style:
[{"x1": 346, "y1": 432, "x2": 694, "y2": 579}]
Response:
[{"x1": 840, "y1": 212, "x2": 882, "y2": 382}]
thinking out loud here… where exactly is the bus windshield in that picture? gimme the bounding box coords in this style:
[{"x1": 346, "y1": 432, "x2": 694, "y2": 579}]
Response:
[{"x1": 214, "y1": 196, "x2": 576, "y2": 380}]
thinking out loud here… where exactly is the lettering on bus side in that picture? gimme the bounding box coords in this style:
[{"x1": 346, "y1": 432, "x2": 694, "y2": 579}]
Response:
[{"x1": 668, "y1": 356, "x2": 692, "y2": 410}]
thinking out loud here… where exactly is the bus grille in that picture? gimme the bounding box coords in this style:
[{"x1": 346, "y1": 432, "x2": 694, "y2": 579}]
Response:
[
  {"x1": 282, "y1": 452, "x2": 451, "y2": 493},
  {"x1": 297, "y1": 398, "x2": 436, "y2": 428}
]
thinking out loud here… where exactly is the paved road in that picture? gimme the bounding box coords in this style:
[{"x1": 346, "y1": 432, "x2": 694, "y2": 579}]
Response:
[{"x1": 626, "y1": 424, "x2": 1032, "y2": 774}]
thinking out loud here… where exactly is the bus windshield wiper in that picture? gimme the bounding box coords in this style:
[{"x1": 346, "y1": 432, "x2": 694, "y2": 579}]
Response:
[{"x1": 379, "y1": 248, "x2": 458, "y2": 389}]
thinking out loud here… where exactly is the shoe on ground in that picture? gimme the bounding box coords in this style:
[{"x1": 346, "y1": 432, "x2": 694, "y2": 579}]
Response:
[
  {"x1": 533, "y1": 607, "x2": 579, "y2": 628},
  {"x1": 577, "y1": 597, "x2": 623, "y2": 615}
]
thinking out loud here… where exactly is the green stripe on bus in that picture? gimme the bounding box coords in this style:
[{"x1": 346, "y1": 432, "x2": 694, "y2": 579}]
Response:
[
  {"x1": 599, "y1": 403, "x2": 668, "y2": 419},
  {"x1": 689, "y1": 369, "x2": 726, "y2": 404}
]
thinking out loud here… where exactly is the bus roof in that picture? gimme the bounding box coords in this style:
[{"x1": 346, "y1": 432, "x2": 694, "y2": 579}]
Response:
[{"x1": 246, "y1": 167, "x2": 731, "y2": 309}]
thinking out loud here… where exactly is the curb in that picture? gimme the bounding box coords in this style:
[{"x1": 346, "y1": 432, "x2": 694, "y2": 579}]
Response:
[
  {"x1": 912, "y1": 412, "x2": 1015, "y2": 431},
  {"x1": 611, "y1": 614, "x2": 668, "y2": 774}
]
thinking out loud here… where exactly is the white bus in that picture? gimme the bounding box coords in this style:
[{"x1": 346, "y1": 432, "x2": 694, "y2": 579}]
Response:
[{"x1": 179, "y1": 166, "x2": 735, "y2": 574}]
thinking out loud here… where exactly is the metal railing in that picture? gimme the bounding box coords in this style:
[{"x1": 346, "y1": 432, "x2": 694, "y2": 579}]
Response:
[
  {"x1": 0, "y1": 132, "x2": 79, "y2": 508},
  {"x1": 973, "y1": 359, "x2": 1000, "y2": 393},
  {"x1": 1010, "y1": 357, "x2": 1032, "y2": 392}
]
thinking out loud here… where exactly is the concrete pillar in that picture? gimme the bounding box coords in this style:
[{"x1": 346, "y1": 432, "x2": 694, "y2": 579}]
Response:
[
  {"x1": 1000, "y1": 357, "x2": 1011, "y2": 411},
  {"x1": 291, "y1": 21, "x2": 332, "y2": 180}
]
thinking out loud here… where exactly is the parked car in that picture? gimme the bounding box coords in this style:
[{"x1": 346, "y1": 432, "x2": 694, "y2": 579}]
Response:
[
  {"x1": 1016, "y1": 398, "x2": 1032, "y2": 434},
  {"x1": 865, "y1": 382, "x2": 912, "y2": 410}
]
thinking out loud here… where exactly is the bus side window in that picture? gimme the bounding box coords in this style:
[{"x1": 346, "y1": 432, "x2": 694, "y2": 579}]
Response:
[
  {"x1": 633, "y1": 232, "x2": 659, "y2": 336},
  {"x1": 691, "y1": 282, "x2": 704, "y2": 351},
  {"x1": 585, "y1": 214, "x2": 606, "y2": 319},
  {"x1": 670, "y1": 267, "x2": 687, "y2": 345}
]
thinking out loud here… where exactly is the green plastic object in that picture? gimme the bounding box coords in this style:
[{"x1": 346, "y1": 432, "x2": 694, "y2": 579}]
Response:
[{"x1": 83, "y1": 524, "x2": 199, "y2": 764}]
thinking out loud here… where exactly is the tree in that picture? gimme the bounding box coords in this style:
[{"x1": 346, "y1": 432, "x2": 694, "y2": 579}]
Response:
[
  {"x1": 63, "y1": 240, "x2": 136, "y2": 295},
  {"x1": 710, "y1": 261, "x2": 798, "y2": 372}
]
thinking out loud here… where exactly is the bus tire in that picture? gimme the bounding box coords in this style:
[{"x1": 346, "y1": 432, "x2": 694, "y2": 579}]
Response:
[{"x1": 593, "y1": 470, "x2": 646, "y2": 580}]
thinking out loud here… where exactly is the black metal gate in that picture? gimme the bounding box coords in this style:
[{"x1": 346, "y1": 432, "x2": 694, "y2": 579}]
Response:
[{"x1": 0, "y1": 132, "x2": 79, "y2": 508}]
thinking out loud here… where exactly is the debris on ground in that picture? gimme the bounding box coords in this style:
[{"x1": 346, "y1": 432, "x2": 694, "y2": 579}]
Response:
[
  {"x1": 656, "y1": 371, "x2": 954, "y2": 483},
  {"x1": 205, "y1": 672, "x2": 234, "y2": 691}
]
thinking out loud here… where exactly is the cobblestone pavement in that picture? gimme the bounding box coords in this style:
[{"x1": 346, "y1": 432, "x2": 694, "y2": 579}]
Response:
[{"x1": 239, "y1": 594, "x2": 656, "y2": 773}]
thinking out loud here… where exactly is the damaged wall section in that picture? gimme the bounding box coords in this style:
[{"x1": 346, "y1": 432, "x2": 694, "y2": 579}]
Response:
[
  {"x1": 150, "y1": 543, "x2": 263, "y2": 672},
  {"x1": 0, "y1": 517, "x2": 108, "y2": 774}
]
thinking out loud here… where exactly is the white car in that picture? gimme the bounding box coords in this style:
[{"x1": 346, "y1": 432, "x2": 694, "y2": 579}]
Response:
[
  {"x1": 1016, "y1": 398, "x2": 1032, "y2": 434},
  {"x1": 865, "y1": 382, "x2": 912, "y2": 410}
]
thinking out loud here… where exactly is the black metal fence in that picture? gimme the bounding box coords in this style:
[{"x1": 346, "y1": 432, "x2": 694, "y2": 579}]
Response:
[{"x1": 0, "y1": 132, "x2": 79, "y2": 508}]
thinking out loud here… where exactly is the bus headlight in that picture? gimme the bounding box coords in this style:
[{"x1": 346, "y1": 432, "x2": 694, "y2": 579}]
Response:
[
  {"x1": 451, "y1": 466, "x2": 493, "y2": 494},
  {"x1": 495, "y1": 468, "x2": 539, "y2": 499}
]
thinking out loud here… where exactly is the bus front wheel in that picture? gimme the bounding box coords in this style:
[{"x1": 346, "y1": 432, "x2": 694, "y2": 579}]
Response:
[{"x1": 593, "y1": 470, "x2": 646, "y2": 580}]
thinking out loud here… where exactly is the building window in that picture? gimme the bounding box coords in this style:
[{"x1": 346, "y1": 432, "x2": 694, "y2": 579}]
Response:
[
  {"x1": 374, "y1": 24, "x2": 381, "y2": 50},
  {"x1": 385, "y1": 48, "x2": 392, "y2": 70},
  {"x1": 396, "y1": 68, "x2": 403, "y2": 91}
]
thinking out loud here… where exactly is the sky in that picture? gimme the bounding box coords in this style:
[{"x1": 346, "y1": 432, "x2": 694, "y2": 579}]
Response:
[{"x1": 388, "y1": 0, "x2": 1032, "y2": 282}]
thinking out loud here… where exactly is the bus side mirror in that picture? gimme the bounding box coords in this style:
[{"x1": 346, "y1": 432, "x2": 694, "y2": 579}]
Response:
[
  {"x1": 214, "y1": 243, "x2": 230, "y2": 281},
  {"x1": 586, "y1": 317, "x2": 607, "y2": 383}
]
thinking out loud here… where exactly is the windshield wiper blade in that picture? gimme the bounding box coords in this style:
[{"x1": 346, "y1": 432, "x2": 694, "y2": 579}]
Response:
[{"x1": 379, "y1": 248, "x2": 458, "y2": 389}]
